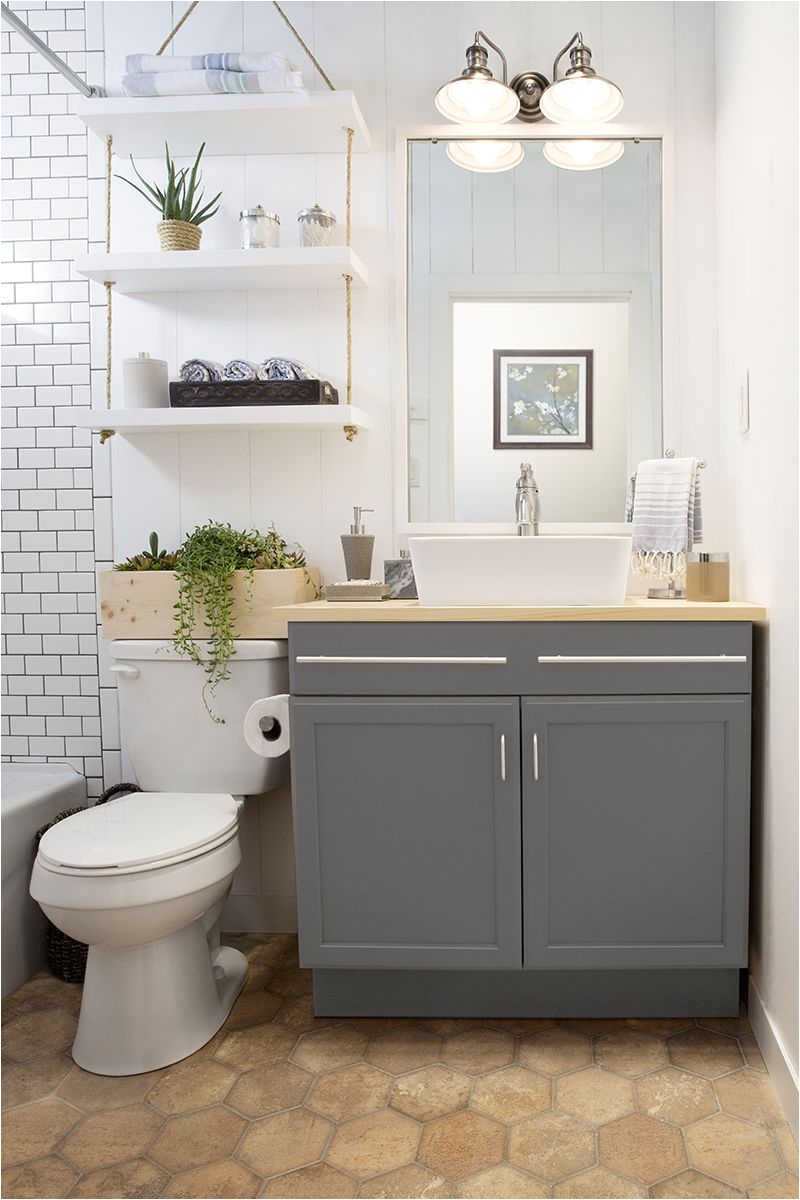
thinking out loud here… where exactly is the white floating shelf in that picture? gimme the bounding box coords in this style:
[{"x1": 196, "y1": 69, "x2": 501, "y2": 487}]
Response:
[
  {"x1": 72, "y1": 405, "x2": 372, "y2": 437},
  {"x1": 73, "y1": 91, "x2": 371, "y2": 157},
  {"x1": 74, "y1": 246, "x2": 368, "y2": 294}
]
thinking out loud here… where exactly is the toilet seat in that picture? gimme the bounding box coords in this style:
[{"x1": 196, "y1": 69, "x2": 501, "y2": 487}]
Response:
[{"x1": 37, "y1": 792, "x2": 240, "y2": 877}]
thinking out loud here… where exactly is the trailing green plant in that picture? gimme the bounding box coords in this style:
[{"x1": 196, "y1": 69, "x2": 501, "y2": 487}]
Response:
[
  {"x1": 172, "y1": 521, "x2": 316, "y2": 723},
  {"x1": 116, "y1": 141, "x2": 221, "y2": 226},
  {"x1": 115, "y1": 531, "x2": 180, "y2": 572}
]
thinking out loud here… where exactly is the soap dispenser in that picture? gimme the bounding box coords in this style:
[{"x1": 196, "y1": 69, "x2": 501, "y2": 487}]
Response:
[{"x1": 341, "y1": 507, "x2": 375, "y2": 580}]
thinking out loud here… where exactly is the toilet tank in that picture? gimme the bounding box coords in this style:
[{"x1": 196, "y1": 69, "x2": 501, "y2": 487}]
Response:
[{"x1": 109, "y1": 640, "x2": 289, "y2": 795}]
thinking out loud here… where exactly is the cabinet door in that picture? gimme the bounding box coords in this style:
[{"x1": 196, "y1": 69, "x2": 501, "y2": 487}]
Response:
[
  {"x1": 291, "y1": 697, "x2": 521, "y2": 969},
  {"x1": 522, "y1": 695, "x2": 750, "y2": 969}
]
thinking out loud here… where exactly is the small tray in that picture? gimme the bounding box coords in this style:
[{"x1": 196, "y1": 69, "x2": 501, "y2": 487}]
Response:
[
  {"x1": 169, "y1": 379, "x2": 339, "y2": 408},
  {"x1": 325, "y1": 581, "x2": 389, "y2": 602}
]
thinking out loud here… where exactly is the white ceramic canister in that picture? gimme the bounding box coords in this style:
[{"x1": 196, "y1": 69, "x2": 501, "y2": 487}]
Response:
[{"x1": 122, "y1": 352, "x2": 169, "y2": 409}]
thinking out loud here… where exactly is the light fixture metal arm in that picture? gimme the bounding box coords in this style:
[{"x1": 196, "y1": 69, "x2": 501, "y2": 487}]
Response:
[
  {"x1": 1, "y1": 2, "x2": 102, "y2": 97},
  {"x1": 551, "y1": 30, "x2": 582, "y2": 83},
  {"x1": 474, "y1": 29, "x2": 509, "y2": 84}
]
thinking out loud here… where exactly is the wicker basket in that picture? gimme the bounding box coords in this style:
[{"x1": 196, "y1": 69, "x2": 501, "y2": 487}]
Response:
[{"x1": 157, "y1": 219, "x2": 202, "y2": 251}]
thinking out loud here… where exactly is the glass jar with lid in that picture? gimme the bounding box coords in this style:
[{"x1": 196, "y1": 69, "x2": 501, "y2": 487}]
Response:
[
  {"x1": 686, "y1": 552, "x2": 730, "y2": 602},
  {"x1": 298, "y1": 204, "x2": 337, "y2": 248},
  {"x1": 239, "y1": 206, "x2": 280, "y2": 250}
]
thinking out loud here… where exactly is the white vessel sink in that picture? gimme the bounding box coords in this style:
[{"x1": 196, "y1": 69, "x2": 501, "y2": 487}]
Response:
[{"x1": 408, "y1": 536, "x2": 632, "y2": 607}]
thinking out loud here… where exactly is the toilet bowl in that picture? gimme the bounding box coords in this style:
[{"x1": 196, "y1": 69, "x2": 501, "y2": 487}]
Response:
[{"x1": 30, "y1": 639, "x2": 289, "y2": 1075}]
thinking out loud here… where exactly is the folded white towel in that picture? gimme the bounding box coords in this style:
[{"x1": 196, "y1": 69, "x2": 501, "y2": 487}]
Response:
[
  {"x1": 629, "y1": 456, "x2": 703, "y2": 578},
  {"x1": 126, "y1": 52, "x2": 292, "y2": 75},
  {"x1": 121, "y1": 69, "x2": 304, "y2": 98}
]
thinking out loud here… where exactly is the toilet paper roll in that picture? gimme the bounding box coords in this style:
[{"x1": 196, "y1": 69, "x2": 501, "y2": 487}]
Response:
[{"x1": 243, "y1": 694, "x2": 290, "y2": 758}]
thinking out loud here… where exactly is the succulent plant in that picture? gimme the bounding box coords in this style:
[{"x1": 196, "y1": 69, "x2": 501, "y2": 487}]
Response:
[
  {"x1": 116, "y1": 142, "x2": 222, "y2": 226},
  {"x1": 115, "y1": 531, "x2": 180, "y2": 572}
]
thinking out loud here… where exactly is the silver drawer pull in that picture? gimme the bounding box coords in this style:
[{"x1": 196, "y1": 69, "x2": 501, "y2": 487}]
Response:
[
  {"x1": 533, "y1": 732, "x2": 539, "y2": 781},
  {"x1": 537, "y1": 654, "x2": 747, "y2": 665},
  {"x1": 296, "y1": 656, "x2": 508, "y2": 665}
]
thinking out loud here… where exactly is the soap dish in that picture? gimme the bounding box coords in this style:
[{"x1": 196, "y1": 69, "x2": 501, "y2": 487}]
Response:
[{"x1": 325, "y1": 581, "x2": 389, "y2": 602}]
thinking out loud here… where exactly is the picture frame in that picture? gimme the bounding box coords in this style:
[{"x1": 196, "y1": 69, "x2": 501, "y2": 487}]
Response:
[{"x1": 493, "y1": 349, "x2": 593, "y2": 450}]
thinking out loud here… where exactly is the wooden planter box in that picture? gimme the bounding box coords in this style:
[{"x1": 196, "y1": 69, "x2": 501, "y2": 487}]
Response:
[{"x1": 98, "y1": 567, "x2": 319, "y2": 640}]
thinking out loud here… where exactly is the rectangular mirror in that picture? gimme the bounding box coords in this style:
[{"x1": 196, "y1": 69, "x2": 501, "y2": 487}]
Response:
[{"x1": 405, "y1": 135, "x2": 662, "y2": 526}]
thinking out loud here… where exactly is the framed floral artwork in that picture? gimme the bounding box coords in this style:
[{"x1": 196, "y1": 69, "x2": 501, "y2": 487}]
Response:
[{"x1": 493, "y1": 349, "x2": 593, "y2": 450}]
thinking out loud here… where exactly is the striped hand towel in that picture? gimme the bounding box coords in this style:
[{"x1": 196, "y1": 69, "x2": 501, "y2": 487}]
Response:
[
  {"x1": 121, "y1": 69, "x2": 303, "y2": 98},
  {"x1": 179, "y1": 358, "x2": 224, "y2": 383},
  {"x1": 125, "y1": 52, "x2": 292, "y2": 75},
  {"x1": 629, "y1": 457, "x2": 703, "y2": 578}
]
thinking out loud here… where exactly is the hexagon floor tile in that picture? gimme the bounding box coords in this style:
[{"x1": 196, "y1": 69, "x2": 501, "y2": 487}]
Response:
[{"x1": 2, "y1": 935, "x2": 796, "y2": 1199}]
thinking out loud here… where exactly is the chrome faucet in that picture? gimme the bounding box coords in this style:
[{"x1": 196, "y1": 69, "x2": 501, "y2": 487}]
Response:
[{"x1": 515, "y1": 462, "x2": 540, "y2": 536}]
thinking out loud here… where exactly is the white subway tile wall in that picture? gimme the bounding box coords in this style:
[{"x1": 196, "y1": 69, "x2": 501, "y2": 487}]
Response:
[{"x1": 1, "y1": 0, "x2": 114, "y2": 799}]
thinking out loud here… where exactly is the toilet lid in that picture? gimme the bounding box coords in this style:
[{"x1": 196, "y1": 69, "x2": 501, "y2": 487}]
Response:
[{"x1": 37, "y1": 793, "x2": 239, "y2": 871}]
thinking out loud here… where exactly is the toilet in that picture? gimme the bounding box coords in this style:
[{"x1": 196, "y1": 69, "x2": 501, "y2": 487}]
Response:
[{"x1": 30, "y1": 639, "x2": 289, "y2": 1076}]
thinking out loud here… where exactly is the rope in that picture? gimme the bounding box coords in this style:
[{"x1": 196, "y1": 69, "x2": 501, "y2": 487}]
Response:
[
  {"x1": 342, "y1": 271, "x2": 356, "y2": 437},
  {"x1": 342, "y1": 128, "x2": 354, "y2": 430},
  {"x1": 271, "y1": 2, "x2": 335, "y2": 91},
  {"x1": 155, "y1": 1, "x2": 200, "y2": 56},
  {"x1": 344, "y1": 126, "x2": 353, "y2": 247},
  {"x1": 100, "y1": 133, "x2": 115, "y2": 444}
]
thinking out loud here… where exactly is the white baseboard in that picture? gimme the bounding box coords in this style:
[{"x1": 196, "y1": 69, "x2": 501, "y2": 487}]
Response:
[
  {"x1": 749, "y1": 975, "x2": 799, "y2": 1141},
  {"x1": 222, "y1": 893, "x2": 297, "y2": 934}
]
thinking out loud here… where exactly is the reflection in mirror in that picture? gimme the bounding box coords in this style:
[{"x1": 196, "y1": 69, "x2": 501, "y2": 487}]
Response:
[{"x1": 406, "y1": 137, "x2": 662, "y2": 524}]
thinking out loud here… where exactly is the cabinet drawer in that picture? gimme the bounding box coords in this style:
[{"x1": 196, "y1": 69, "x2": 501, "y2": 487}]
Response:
[{"x1": 289, "y1": 622, "x2": 752, "y2": 696}]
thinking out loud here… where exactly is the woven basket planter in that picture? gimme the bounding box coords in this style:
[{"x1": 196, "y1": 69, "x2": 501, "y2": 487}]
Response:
[{"x1": 157, "y1": 219, "x2": 202, "y2": 251}]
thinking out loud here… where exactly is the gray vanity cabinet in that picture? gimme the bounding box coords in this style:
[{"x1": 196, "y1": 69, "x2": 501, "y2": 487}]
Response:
[
  {"x1": 521, "y1": 695, "x2": 751, "y2": 970},
  {"x1": 288, "y1": 620, "x2": 753, "y2": 998},
  {"x1": 290, "y1": 696, "x2": 522, "y2": 969}
]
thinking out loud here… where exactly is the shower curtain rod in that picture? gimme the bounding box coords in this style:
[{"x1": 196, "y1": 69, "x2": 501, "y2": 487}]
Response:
[{"x1": 1, "y1": 2, "x2": 102, "y2": 97}]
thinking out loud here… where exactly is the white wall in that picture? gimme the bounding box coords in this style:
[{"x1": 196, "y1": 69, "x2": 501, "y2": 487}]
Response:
[
  {"x1": 715, "y1": 0, "x2": 799, "y2": 1135},
  {"x1": 86, "y1": 1, "x2": 721, "y2": 928},
  {"x1": 1, "y1": 0, "x2": 109, "y2": 797}
]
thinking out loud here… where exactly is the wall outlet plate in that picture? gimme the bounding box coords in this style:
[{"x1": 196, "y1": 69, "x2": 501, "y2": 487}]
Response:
[{"x1": 738, "y1": 369, "x2": 750, "y2": 435}]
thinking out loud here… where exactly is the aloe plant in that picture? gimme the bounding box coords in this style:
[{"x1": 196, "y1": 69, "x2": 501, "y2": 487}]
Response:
[{"x1": 116, "y1": 142, "x2": 221, "y2": 226}]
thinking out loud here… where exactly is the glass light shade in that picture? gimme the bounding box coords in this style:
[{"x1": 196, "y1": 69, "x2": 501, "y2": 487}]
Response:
[
  {"x1": 446, "y1": 140, "x2": 526, "y2": 173},
  {"x1": 539, "y1": 73, "x2": 623, "y2": 123},
  {"x1": 543, "y1": 139, "x2": 625, "y2": 170},
  {"x1": 435, "y1": 76, "x2": 520, "y2": 124}
]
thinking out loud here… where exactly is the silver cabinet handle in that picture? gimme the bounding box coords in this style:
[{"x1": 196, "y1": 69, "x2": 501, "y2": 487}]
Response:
[
  {"x1": 537, "y1": 654, "x2": 747, "y2": 664},
  {"x1": 533, "y1": 732, "x2": 539, "y2": 781},
  {"x1": 296, "y1": 656, "x2": 508, "y2": 665},
  {"x1": 500, "y1": 734, "x2": 506, "y2": 782}
]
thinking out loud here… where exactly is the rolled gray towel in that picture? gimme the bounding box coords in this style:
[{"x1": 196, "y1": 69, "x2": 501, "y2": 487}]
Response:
[
  {"x1": 257, "y1": 357, "x2": 320, "y2": 382},
  {"x1": 179, "y1": 358, "x2": 224, "y2": 383},
  {"x1": 224, "y1": 359, "x2": 259, "y2": 381}
]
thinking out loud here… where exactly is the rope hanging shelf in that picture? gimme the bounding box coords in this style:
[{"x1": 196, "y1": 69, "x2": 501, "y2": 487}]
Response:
[{"x1": 98, "y1": 0, "x2": 366, "y2": 444}]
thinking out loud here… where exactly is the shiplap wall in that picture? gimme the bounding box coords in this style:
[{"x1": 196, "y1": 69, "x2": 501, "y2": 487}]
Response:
[{"x1": 407, "y1": 138, "x2": 661, "y2": 521}]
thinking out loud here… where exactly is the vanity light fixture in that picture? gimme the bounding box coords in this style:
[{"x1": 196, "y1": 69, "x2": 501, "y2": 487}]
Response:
[
  {"x1": 538, "y1": 32, "x2": 624, "y2": 124},
  {"x1": 435, "y1": 30, "x2": 520, "y2": 124},
  {"x1": 543, "y1": 139, "x2": 625, "y2": 170},
  {"x1": 446, "y1": 139, "x2": 526, "y2": 173}
]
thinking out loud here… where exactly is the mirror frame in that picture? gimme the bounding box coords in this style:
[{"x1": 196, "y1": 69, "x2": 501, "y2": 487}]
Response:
[{"x1": 392, "y1": 123, "x2": 676, "y2": 537}]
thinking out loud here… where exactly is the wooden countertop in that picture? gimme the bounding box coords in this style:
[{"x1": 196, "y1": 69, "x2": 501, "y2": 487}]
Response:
[{"x1": 273, "y1": 598, "x2": 766, "y2": 623}]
